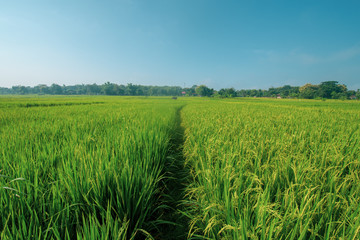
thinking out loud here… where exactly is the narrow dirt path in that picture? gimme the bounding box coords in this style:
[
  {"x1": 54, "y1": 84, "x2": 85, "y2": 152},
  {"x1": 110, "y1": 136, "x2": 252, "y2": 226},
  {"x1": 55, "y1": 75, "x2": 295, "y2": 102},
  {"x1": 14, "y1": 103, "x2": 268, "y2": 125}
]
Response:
[{"x1": 157, "y1": 105, "x2": 190, "y2": 240}]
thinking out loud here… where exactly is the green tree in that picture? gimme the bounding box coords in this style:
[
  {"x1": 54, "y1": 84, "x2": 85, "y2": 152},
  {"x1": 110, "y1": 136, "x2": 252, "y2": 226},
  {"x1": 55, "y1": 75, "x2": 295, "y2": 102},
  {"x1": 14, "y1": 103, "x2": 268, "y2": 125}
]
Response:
[
  {"x1": 219, "y1": 88, "x2": 237, "y2": 97},
  {"x1": 102, "y1": 82, "x2": 117, "y2": 95},
  {"x1": 86, "y1": 84, "x2": 101, "y2": 95},
  {"x1": 318, "y1": 81, "x2": 347, "y2": 99},
  {"x1": 356, "y1": 90, "x2": 360, "y2": 100},
  {"x1": 299, "y1": 83, "x2": 319, "y2": 99},
  {"x1": 195, "y1": 85, "x2": 213, "y2": 97},
  {"x1": 36, "y1": 84, "x2": 50, "y2": 95},
  {"x1": 50, "y1": 84, "x2": 63, "y2": 95}
]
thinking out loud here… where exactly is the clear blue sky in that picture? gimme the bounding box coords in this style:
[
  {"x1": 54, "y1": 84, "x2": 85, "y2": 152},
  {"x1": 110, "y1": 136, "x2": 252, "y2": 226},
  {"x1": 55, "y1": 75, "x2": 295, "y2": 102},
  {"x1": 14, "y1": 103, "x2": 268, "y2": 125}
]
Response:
[{"x1": 1, "y1": 0, "x2": 360, "y2": 90}]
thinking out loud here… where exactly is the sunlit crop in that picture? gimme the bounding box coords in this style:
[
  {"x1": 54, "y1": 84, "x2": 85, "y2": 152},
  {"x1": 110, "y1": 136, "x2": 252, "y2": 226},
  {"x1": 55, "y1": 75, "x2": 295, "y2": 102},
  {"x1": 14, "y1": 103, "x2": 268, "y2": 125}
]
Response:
[
  {"x1": 1, "y1": 96, "x2": 359, "y2": 239},
  {"x1": 0, "y1": 96, "x2": 182, "y2": 239},
  {"x1": 181, "y1": 99, "x2": 360, "y2": 239}
]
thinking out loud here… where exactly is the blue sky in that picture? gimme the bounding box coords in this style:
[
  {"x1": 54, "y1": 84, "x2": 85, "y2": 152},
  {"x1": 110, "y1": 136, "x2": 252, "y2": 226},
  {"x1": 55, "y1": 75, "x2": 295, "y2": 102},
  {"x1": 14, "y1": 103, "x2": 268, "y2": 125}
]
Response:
[{"x1": 1, "y1": 0, "x2": 360, "y2": 90}]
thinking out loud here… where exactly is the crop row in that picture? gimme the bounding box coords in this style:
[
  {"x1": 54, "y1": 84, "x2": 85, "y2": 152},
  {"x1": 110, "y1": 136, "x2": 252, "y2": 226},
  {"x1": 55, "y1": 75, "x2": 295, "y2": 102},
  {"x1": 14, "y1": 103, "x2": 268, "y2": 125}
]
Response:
[
  {"x1": 0, "y1": 98, "x2": 182, "y2": 239},
  {"x1": 181, "y1": 99, "x2": 360, "y2": 239},
  {"x1": 1, "y1": 97, "x2": 359, "y2": 239}
]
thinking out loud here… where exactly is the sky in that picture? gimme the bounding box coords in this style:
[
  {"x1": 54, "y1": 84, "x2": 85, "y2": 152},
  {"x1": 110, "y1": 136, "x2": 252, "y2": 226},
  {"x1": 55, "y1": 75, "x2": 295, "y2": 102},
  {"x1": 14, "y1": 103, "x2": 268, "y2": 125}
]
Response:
[{"x1": 1, "y1": 0, "x2": 360, "y2": 90}]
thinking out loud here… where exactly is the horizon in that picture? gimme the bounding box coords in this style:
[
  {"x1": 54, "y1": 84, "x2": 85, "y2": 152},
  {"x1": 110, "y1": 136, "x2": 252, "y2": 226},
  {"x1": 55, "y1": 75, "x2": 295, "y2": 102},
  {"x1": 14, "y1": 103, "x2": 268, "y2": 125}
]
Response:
[
  {"x1": 1, "y1": 0, "x2": 360, "y2": 90},
  {"x1": 1, "y1": 80, "x2": 358, "y2": 92}
]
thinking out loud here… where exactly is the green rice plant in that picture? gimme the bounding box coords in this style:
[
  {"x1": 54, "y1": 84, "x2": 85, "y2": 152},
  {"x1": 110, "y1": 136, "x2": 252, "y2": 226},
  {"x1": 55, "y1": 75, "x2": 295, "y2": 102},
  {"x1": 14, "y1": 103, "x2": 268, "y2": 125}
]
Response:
[
  {"x1": 0, "y1": 96, "x2": 184, "y2": 239},
  {"x1": 181, "y1": 98, "x2": 360, "y2": 239},
  {"x1": 2, "y1": 96, "x2": 359, "y2": 239}
]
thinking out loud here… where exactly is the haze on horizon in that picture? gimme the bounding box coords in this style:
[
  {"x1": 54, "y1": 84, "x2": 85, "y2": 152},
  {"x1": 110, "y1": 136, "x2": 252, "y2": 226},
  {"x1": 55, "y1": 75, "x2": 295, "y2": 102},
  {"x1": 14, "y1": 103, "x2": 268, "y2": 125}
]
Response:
[{"x1": 1, "y1": 0, "x2": 360, "y2": 90}]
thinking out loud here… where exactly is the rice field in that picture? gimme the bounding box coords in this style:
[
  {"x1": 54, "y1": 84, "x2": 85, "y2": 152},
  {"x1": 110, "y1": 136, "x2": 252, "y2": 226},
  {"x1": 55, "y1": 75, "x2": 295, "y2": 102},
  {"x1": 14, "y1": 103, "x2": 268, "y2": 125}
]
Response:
[
  {"x1": 181, "y1": 98, "x2": 360, "y2": 239},
  {"x1": 1, "y1": 96, "x2": 359, "y2": 239},
  {"x1": 0, "y1": 96, "x2": 183, "y2": 239}
]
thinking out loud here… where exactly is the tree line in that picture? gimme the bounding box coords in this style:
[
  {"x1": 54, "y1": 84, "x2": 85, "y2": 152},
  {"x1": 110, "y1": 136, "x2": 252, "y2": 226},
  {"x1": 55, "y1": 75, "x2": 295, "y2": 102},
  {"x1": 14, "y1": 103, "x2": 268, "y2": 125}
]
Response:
[
  {"x1": 0, "y1": 83, "x2": 183, "y2": 96},
  {"x1": 1, "y1": 81, "x2": 359, "y2": 100}
]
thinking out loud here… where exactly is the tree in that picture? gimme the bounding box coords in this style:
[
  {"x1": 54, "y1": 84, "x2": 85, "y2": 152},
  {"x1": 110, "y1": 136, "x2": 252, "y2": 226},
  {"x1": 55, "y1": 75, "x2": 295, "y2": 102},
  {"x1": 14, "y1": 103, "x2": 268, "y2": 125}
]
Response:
[
  {"x1": 125, "y1": 83, "x2": 137, "y2": 95},
  {"x1": 299, "y1": 83, "x2": 319, "y2": 99},
  {"x1": 86, "y1": 84, "x2": 101, "y2": 95},
  {"x1": 218, "y1": 88, "x2": 237, "y2": 97},
  {"x1": 12, "y1": 86, "x2": 29, "y2": 95},
  {"x1": 318, "y1": 81, "x2": 347, "y2": 99},
  {"x1": 36, "y1": 84, "x2": 50, "y2": 95},
  {"x1": 236, "y1": 89, "x2": 247, "y2": 97},
  {"x1": 50, "y1": 84, "x2": 63, "y2": 95},
  {"x1": 0, "y1": 81, "x2": 355, "y2": 99},
  {"x1": 102, "y1": 82, "x2": 117, "y2": 95},
  {"x1": 183, "y1": 87, "x2": 196, "y2": 96},
  {"x1": 356, "y1": 90, "x2": 360, "y2": 100},
  {"x1": 195, "y1": 85, "x2": 213, "y2": 97}
]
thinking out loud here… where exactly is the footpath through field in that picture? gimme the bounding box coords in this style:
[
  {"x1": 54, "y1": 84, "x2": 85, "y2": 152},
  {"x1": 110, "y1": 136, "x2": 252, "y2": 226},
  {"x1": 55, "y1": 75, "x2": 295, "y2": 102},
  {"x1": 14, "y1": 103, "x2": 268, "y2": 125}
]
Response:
[{"x1": 157, "y1": 105, "x2": 190, "y2": 240}]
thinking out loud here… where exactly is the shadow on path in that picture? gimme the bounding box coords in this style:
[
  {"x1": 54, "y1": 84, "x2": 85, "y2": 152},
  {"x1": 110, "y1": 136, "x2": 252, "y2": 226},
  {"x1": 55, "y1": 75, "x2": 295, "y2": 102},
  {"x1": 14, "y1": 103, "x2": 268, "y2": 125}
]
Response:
[{"x1": 156, "y1": 105, "x2": 190, "y2": 240}]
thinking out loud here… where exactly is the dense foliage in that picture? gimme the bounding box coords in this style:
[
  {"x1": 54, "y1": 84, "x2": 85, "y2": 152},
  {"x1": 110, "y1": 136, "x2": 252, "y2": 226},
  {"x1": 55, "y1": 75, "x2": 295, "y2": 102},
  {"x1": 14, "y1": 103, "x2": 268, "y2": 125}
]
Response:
[
  {"x1": 230, "y1": 81, "x2": 358, "y2": 99},
  {"x1": 0, "y1": 83, "x2": 183, "y2": 97},
  {"x1": 1, "y1": 81, "x2": 359, "y2": 100}
]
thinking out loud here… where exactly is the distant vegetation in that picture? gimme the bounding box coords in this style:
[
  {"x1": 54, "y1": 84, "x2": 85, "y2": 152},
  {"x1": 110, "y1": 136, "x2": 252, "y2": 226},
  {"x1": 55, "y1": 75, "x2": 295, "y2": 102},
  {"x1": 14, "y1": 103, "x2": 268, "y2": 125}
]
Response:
[{"x1": 1, "y1": 81, "x2": 359, "y2": 99}]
